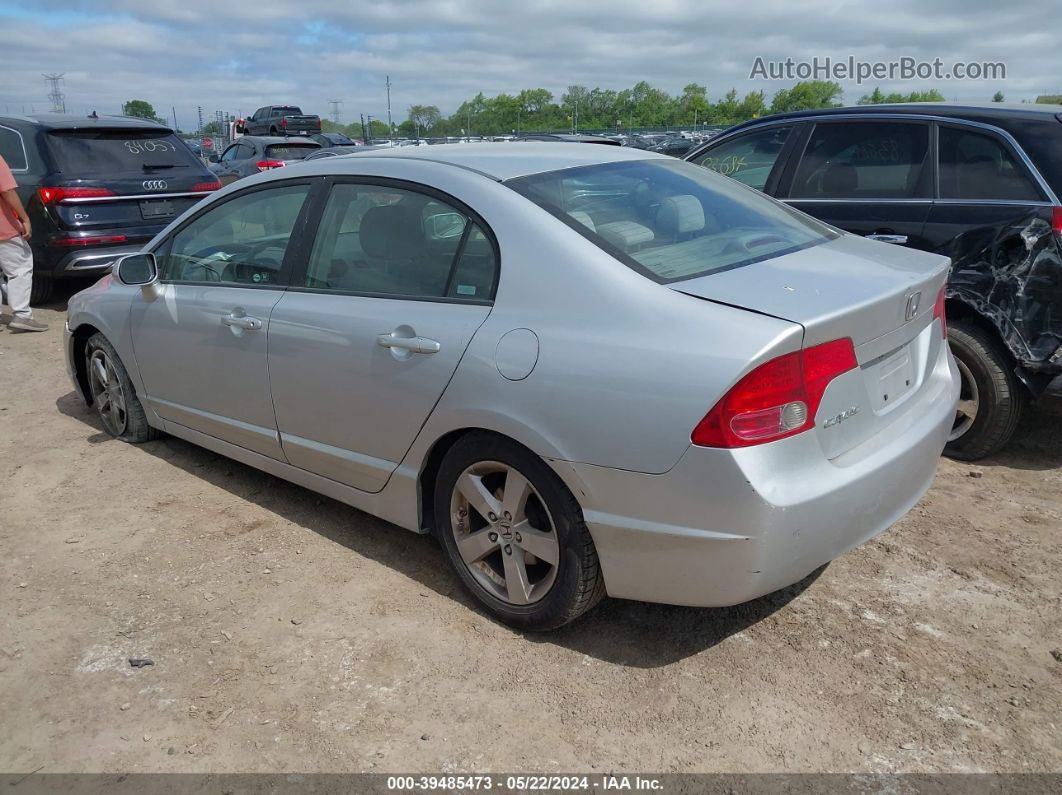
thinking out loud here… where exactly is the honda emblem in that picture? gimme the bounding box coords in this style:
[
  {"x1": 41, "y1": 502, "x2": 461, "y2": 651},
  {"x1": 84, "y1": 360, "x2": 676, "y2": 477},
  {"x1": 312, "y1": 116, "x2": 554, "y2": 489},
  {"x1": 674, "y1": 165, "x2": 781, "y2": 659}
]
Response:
[{"x1": 905, "y1": 291, "x2": 922, "y2": 322}]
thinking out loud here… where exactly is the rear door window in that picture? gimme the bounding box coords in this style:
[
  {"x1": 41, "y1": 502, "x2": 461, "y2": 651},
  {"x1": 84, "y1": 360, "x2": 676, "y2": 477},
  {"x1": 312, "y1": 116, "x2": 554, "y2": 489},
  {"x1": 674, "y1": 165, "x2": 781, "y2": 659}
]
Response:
[
  {"x1": 938, "y1": 125, "x2": 1045, "y2": 201},
  {"x1": 0, "y1": 125, "x2": 28, "y2": 171},
  {"x1": 47, "y1": 129, "x2": 203, "y2": 176},
  {"x1": 689, "y1": 126, "x2": 792, "y2": 191},
  {"x1": 790, "y1": 122, "x2": 930, "y2": 199}
]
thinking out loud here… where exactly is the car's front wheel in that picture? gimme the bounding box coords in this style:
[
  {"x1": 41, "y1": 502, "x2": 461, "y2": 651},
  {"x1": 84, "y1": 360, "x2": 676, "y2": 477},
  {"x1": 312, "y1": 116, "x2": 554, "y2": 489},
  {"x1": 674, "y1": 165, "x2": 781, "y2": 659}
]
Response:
[
  {"x1": 944, "y1": 320, "x2": 1024, "y2": 460},
  {"x1": 434, "y1": 433, "x2": 605, "y2": 630},
  {"x1": 85, "y1": 333, "x2": 158, "y2": 443}
]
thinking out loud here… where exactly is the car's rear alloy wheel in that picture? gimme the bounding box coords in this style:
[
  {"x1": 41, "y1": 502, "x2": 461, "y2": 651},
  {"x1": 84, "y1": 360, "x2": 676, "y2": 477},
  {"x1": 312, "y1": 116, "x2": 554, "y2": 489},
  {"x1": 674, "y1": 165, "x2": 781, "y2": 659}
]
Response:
[
  {"x1": 84, "y1": 333, "x2": 159, "y2": 443},
  {"x1": 449, "y1": 460, "x2": 561, "y2": 605},
  {"x1": 435, "y1": 433, "x2": 605, "y2": 630},
  {"x1": 949, "y1": 356, "x2": 980, "y2": 443}
]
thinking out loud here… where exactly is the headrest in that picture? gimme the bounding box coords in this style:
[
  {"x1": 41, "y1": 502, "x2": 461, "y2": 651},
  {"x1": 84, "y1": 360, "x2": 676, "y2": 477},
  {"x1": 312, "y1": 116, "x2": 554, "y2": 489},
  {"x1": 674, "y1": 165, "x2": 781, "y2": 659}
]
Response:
[
  {"x1": 657, "y1": 194, "x2": 705, "y2": 236},
  {"x1": 360, "y1": 203, "x2": 425, "y2": 259},
  {"x1": 821, "y1": 162, "x2": 858, "y2": 195},
  {"x1": 568, "y1": 211, "x2": 596, "y2": 232}
]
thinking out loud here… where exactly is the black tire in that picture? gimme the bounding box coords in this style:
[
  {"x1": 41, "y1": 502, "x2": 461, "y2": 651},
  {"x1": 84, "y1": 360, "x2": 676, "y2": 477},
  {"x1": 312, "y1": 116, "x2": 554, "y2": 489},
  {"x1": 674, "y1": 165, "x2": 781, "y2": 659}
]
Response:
[
  {"x1": 30, "y1": 275, "x2": 53, "y2": 305},
  {"x1": 434, "y1": 432, "x2": 605, "y2": 631},
  {"x1": 944, "y1": 320, "x2": 1024, "y2": 461},
  {"x1": 269, "y1": 127, "x2": 278, "y2": 136},
  {"x1": 85, "y1": 332, "x2": 159, "y2": 443}
]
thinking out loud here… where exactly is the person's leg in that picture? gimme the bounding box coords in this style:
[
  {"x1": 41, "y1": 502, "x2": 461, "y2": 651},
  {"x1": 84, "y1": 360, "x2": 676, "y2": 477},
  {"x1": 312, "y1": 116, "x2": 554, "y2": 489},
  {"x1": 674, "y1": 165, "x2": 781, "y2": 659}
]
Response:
[{"x1": 0, "y1": 238, "x2": 46, "y2": 331}]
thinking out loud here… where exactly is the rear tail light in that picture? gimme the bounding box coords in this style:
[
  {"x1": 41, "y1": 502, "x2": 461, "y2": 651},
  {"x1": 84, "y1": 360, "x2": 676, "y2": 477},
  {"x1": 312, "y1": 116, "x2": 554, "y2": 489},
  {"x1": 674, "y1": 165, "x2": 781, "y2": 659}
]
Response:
[
  {"x1": 191, "y1": 179, "x2": 222, "y2": 192},
  {"x1": 38, "y1": 186, "x2": 116, "y2": 205},
  {"x1": 255, "y1": 160, "x2": 285, "y2": 171},
  {"x1": 280, "y1": 117, "x2": 288, "y2": 129},
  {"x1": 692, "y1": 338, "x2": 858, "y2": 448},
  {"x1": 933, "y1": 285, "x2": 948, "y2": 340},
  {"x1": 49, "y1": 234, "x2": 128, "y2": 247},
  {"x1": 1051, "y1": 206, "x2": 1062, "y2": 238}
]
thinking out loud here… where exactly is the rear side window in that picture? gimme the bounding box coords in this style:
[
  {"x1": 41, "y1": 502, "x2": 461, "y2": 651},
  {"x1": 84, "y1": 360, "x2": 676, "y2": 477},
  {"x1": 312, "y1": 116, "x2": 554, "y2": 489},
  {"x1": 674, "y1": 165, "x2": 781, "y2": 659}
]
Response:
[
  {"x1": 790, "y1": 122, "x2": 929, "y2": 199},
  {"x1": 938, "y1": 126, "x2": 1045, "y2": 201},
  {"x1": 507, "y1": 159, "x2": 834, "y2": 284},
  {"x1": 302, "y1": 182, "x2": 497, "y2": 300},
  {"x1": 264, "y1": 144, "x2": 317, "y2": 160},
  {"x1": 0, "y1": 125, "x2": 28, "y2": 171},
  {"x1": 47, "y1": 129, "x2": 203, "y2": 176},
  {"x1": 690, "y1": 126, "x2": 792, "y2": 190}
]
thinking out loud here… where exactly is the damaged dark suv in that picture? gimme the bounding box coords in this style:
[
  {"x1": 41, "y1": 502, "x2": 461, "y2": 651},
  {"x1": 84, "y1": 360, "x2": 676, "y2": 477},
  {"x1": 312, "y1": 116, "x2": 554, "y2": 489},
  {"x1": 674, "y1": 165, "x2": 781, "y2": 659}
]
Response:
[{"x1": 685, "y1": 103, "x2": 1062, "y2": 459}]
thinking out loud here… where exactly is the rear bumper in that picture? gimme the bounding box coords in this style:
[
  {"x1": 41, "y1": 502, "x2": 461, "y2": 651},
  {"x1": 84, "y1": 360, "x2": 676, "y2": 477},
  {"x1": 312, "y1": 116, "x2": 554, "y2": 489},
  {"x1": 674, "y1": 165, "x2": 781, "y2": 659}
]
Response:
[{"x1": 561, "y1": 343, "x2": 959, "y2": 607}]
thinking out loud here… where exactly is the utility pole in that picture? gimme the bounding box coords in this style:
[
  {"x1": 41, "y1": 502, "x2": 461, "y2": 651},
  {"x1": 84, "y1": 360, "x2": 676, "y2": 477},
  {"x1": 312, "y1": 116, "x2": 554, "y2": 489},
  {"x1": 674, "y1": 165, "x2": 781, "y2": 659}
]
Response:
[
  {"x1": 328, "y1": 99, "x2": 343, "y2": 124},
  {"x1": 43, "y1": 73, "x2": 66, "y2": 113},
  {"x1": 172, "y1": 106, "x2": 178, "y2": 131},
  {"x1": 360, "y1": 113, "x2": 368, "y2": 144},
  {"x1": 385, "y1": 75, "x2": 392, "y2": 141},
  {"x1": 367, "y1": 115, "x2": 375, "y2": 142},
  {"x1": 573, "y1": 97, "x2": 578, "y2": 133}
]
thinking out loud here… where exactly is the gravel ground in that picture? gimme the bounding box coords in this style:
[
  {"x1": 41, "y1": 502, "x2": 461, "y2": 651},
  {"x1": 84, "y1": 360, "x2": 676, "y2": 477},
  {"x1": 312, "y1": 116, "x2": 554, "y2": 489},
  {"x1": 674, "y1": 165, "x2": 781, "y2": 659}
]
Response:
[{"x1": 1, "y1": 289, "x2": 1060, "y2": 774}]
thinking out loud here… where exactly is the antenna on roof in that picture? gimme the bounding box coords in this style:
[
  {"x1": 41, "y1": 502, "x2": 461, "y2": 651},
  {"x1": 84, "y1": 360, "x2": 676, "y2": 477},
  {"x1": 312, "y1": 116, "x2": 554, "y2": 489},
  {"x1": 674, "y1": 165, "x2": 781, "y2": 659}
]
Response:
[{"x1": 89, "y1": 110, "x2": 98, "y2": 119}]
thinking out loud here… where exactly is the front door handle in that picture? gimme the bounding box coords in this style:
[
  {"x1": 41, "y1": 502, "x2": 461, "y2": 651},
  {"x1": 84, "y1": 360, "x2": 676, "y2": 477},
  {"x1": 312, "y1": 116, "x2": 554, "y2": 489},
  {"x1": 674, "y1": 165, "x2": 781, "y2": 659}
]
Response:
[
  {"x1": 866, "y1": 233, "x2": 908, "y2": 245},
  {"x1": 222, "y1": 313, "x2": 262, "y2": 331},
  {"x1": 377, "y1": 332, "x2": 441, "y2": 354}
]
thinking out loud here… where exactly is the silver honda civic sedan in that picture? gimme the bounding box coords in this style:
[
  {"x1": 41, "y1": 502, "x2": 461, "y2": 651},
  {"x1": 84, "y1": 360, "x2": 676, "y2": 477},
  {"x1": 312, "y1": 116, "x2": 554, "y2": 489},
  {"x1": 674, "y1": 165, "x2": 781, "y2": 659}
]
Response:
[{"x1": 64, "y1": 143, "x2": 959, "y2": 630}]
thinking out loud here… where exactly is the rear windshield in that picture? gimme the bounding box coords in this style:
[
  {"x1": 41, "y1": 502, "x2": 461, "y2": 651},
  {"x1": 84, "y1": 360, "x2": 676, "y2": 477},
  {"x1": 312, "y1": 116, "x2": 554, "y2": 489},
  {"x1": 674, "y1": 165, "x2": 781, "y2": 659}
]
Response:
[
  {"x1": 47, "y1": 129, "x2": 203, "y2": 176},
  {"x1": 265, "y1": 144, "x2": 317, "y2": 160},
  {"x1": 506, "y1": 159, "x2": 835, "y2": 283}
]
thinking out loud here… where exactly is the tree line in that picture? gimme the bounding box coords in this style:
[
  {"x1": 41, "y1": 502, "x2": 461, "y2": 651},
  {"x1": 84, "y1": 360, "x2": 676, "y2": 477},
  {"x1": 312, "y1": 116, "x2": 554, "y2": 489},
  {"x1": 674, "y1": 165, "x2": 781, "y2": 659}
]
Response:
[{"x1": 121, "y1": 81, "x2": 1022, "y2": 139}]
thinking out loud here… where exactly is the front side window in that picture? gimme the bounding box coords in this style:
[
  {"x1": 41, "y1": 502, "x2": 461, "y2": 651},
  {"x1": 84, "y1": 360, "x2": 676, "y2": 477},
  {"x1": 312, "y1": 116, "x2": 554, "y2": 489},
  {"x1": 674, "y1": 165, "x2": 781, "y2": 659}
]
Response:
[
  {"x1": 790, "y1": 122, "x2": 929, "y2": 199},
  {"x1": 507, "y1": 159, "x2": 833, "y2": 284},
  {"x1": 220, "y1": 145, "x2": 240, "y2": 162},
  {"x1": 939, "y1": 126, "x2": 1044, "y2": 201},
  {"x1": 303, "y1": 182, "x2": 498, "y2": 299},
  {"x1": 160, "y1": 184, "x2": 310, "y2": 286},
  {"x1": 690, "y1": 126, "x2": 792, "y2": 190}
]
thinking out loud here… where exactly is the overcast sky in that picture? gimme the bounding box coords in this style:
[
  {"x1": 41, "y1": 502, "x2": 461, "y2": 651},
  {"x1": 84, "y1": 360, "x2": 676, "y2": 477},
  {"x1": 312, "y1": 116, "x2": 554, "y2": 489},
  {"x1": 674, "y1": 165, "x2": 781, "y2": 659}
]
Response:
[{"x1": 1, "y1": 0, "x2": 1056, "y2": 131}]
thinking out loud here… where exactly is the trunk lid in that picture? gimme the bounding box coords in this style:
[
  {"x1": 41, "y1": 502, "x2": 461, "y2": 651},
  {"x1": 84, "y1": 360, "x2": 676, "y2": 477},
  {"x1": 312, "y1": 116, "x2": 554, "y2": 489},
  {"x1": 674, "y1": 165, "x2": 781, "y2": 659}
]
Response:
[{"x1": 672, "y1": 233, "x2": 952, "y2": 459}]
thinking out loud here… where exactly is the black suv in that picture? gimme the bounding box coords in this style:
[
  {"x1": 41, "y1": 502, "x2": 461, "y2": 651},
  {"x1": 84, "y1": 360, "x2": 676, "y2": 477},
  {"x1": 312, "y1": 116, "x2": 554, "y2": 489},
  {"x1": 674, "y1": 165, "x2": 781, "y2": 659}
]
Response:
[
  {"x1": 685, "y1": 103, "x2": 1062, "y2": 460},
  {"x1": 0, "y1": 113, "x2": 220, "y2": 303}
]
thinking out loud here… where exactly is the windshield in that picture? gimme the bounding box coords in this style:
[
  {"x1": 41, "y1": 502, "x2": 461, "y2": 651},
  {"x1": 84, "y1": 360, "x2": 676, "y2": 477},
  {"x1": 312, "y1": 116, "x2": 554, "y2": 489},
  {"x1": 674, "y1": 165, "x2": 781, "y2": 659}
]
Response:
[
  {"x1": 264, "y1": 144, "x2": 318, "y2": 160},
  {"x1": 47, "y1": 129, "x2": 203, "y2": 175},
  {"x1": 506, "y1": 159, "x2": 835, "y2": 283}
]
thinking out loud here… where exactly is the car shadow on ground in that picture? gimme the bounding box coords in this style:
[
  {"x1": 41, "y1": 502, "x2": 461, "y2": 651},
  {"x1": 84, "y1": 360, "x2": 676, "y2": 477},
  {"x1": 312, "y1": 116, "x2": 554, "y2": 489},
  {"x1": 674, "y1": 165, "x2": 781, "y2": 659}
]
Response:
[
  {"x1": 56, "y1": 390, "x2": 826, "y2": 667},
  {"x1": 976, "y1": 405, "x2": 1062, "y2": 473}
]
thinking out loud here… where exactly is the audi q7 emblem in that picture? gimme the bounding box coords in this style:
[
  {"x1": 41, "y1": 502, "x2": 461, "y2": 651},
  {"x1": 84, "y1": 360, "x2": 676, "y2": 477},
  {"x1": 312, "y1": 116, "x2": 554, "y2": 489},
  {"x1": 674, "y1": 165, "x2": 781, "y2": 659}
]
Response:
[
  {"x1": 142, "y1": 179, "x2": 168, "y2": 191},
  {"x1": 905, "y1": 291, "x2": 922, "y2": 322}
]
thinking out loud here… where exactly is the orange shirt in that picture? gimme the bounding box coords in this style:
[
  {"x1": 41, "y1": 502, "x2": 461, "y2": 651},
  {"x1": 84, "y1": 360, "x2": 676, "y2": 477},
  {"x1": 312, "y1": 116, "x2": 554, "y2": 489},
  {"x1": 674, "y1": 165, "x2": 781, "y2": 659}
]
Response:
[{"x1": 0, "y1": 154, "x2": 24, "y2": 240}]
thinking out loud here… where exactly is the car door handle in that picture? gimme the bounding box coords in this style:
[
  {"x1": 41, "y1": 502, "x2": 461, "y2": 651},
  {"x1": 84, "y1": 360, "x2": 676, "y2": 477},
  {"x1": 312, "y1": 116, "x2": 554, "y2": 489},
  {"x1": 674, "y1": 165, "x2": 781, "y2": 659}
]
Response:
[
  {"x1": 222, "y1": 313, "x2": 262, "y2": 330},
  {"x1": 866, "y1": 233, "x2": 908, "y2": 245},
  {"x1": 376, "y1": 332, "x2": 441, "y2": 354}
]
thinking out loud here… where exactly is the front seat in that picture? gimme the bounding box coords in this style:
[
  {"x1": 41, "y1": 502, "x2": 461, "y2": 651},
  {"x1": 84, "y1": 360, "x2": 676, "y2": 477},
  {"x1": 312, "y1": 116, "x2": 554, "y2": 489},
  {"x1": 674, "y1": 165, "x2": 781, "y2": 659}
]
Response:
[
  {"x1": 821, "y1": 162, "x2": 859, "y2": 197},
  {"x1": 358, "y1": 203, "x2": 430, "y2": 295}
]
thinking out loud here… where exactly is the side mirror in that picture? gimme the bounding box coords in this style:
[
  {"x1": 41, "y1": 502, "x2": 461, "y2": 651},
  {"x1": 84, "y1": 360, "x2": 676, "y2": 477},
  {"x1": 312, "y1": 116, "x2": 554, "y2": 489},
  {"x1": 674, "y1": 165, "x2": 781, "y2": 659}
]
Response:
[
  {"x1": 208, "y1": 153, "x2": 220, "y2": 164},
  {"x1": 114, "y1": 253, "x2": 161, "y2": 301},
  {"x1": 425, "y1": 212, "x2": 466, "y2": 240}
]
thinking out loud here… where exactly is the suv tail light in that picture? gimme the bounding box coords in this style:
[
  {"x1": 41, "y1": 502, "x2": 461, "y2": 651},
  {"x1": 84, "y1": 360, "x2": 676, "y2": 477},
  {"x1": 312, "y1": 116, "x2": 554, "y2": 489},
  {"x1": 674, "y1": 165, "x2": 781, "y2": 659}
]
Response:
[
  {"x1": 1052, "y1": 206, "x2": 1062, "y2": 238},
  {"x1": 191, "y1": 179, "x2": 222, "y2": 192},
  {"x1": 933, "y1": 285, "x2": 948, "y2": 340},
  {"x1": 255, "y1": 160, "x2": 285, "y2": 171},
  {"x1": 692, "y1": 338, "x2": 858, "y2": 448},
  {"x1": 38, "y1": 186, "x2": 116, "y2": 205}
]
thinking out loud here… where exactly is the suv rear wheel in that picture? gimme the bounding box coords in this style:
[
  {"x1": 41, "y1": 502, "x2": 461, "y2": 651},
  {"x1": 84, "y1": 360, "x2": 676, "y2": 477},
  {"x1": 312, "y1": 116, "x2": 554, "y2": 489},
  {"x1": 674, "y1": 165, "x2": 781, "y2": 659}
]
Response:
[{"x1": 944, "y1": 320, "x2": 1024, "y2": 460}]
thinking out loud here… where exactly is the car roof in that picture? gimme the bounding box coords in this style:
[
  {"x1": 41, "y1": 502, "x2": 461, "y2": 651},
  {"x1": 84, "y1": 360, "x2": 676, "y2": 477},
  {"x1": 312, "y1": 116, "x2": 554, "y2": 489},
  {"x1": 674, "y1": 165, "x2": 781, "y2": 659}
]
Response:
[
  {"x1": 0, "y1": 113, "x2": 172, "y2": 131},
  {"x1": 333, "y1": 141, "x2": 668, "y2": 180},
  {"x1": 722, "y1": 102, "x2": 1062, "y2": 134}
]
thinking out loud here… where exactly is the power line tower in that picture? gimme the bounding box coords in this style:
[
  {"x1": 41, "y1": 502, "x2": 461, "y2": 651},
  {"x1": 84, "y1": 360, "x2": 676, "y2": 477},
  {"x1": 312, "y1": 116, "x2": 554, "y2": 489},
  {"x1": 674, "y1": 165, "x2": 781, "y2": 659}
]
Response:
[
  {"x1": 328, "y1": 99, "x2": 343, "y2": 124},
  {"x1": 43, "y1": 73, "x2": 66, "y2": 113}
]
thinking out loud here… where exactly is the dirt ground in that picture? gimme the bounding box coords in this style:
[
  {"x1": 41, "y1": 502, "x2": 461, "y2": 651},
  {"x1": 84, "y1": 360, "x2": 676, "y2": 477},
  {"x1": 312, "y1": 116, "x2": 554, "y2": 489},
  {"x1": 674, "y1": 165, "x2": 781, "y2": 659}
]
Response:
[{"x1": 1, "y1": 287, "x2": 1060, "y2": 775}]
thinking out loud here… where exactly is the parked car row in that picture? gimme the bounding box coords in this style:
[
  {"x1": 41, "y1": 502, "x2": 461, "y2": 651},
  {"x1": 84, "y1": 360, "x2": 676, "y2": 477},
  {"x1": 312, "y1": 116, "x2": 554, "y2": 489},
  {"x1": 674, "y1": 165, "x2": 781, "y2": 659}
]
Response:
[{"x1": 684, "y1": 102, "x2": 1062, "y2": 460}]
